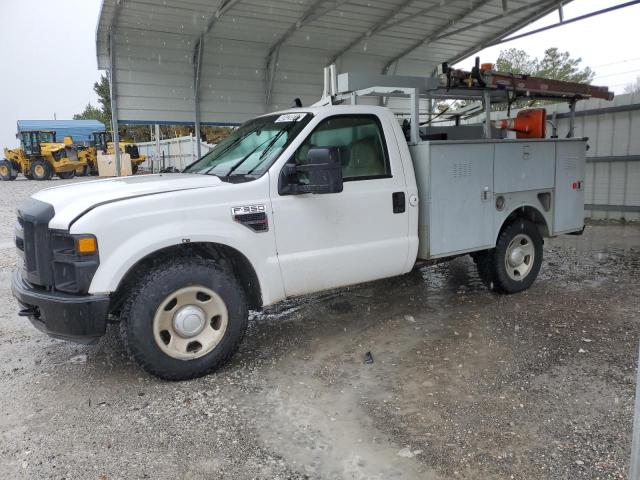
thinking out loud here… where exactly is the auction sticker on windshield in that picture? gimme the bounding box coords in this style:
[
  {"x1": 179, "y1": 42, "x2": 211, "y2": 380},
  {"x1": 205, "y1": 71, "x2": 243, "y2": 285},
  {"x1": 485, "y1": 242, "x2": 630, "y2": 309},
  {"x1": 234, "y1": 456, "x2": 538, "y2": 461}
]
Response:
[{"x1": 274, "y1": 113, "x2": 307, "y2": 123}]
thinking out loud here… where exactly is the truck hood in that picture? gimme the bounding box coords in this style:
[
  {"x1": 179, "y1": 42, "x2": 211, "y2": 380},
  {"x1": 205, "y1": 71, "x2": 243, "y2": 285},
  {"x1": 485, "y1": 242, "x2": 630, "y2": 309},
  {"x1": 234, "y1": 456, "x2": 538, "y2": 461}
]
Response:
[{"x1": 33, "y1": 173, "x2": 222, "y2": 229}]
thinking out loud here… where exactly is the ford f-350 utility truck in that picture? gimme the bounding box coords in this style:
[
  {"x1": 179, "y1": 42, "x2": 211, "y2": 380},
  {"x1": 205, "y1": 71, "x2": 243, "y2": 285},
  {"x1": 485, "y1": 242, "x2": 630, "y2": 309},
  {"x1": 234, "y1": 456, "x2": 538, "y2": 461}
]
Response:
[{"x1": 11, "y1": 68, "x2": 613, "y2": 380}]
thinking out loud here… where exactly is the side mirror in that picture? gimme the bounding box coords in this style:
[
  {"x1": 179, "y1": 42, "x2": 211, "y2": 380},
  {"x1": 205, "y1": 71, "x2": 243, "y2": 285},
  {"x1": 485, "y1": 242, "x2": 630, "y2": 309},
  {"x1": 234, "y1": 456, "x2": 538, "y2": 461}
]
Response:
[{"x1": 279, "y1": 147, "x2": 343, "y2": 195}]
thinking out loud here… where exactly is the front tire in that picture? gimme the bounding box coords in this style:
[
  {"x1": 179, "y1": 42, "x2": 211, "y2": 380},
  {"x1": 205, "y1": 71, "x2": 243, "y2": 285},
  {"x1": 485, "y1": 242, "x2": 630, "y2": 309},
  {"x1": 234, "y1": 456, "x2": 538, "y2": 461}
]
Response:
[
  {"x1": 119, "y1": 258, "x2": 248, "y2": 380},
  {"x1": 475, "y1": 219, "x2": 543, "y2": 293},
  {"x1": 30, "y1": 160, "x2": 52, "y2": 180}
]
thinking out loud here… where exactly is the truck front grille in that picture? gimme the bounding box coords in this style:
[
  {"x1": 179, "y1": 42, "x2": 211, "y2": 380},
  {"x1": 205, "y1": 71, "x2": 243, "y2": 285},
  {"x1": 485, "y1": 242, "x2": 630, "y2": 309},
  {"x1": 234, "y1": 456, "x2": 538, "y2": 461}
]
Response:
[{"x1": 16, "y1": 199, "x2": 55, "y2": 288}]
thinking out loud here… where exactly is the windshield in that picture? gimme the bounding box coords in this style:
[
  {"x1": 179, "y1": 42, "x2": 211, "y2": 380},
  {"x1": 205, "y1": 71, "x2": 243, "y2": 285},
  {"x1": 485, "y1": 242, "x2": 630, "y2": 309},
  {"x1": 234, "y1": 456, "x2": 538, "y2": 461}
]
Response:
[
  {"x1": 37, "y1": 132, "x2": 55, "y2": 143},
  {"x1": 183, "y1": 112, "x2": 312, "y2": 179}
]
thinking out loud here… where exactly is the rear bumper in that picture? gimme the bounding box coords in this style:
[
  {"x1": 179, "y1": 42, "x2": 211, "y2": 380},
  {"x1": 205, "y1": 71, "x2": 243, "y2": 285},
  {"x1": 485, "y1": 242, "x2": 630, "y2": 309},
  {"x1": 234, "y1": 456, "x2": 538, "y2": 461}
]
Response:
[{"x1": 11, "y1": 269, "x2": 110, "y2": 344}]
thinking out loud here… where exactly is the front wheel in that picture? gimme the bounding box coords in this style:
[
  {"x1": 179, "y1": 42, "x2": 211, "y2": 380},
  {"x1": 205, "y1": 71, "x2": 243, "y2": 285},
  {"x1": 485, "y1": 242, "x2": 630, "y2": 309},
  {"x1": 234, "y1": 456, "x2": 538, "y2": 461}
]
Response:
[
  {"x1": 30, "y1": 160, "x2": 52, "y2": 180},
  {"x1": 119, "y1": 258, "x2": 248, "y2": 380},
  {"x1": 475, "y1": 219, "x2": 543, "y2": 294}
]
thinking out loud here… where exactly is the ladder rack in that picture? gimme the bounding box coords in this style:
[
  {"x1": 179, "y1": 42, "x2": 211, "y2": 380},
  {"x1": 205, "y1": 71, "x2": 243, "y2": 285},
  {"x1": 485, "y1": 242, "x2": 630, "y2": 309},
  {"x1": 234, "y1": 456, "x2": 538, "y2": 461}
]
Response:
[{"x1": 316, "y1": 63, "x2": 614, "y2": 144}]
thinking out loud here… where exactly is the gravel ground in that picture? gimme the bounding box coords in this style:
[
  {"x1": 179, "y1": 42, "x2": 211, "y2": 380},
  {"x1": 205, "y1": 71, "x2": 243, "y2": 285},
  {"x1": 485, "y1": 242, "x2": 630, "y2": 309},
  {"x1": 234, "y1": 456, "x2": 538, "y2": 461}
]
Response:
[{"x1": 0, "y1": 177, "x2": 639, "y2": 479}]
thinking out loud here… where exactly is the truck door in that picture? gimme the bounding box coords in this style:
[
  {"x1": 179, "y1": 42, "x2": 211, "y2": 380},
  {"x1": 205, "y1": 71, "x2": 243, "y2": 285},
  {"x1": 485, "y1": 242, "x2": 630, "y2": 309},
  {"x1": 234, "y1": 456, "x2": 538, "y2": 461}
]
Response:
[{"x1": 270, "y1": 114, "x2": 410, "y2": 297}]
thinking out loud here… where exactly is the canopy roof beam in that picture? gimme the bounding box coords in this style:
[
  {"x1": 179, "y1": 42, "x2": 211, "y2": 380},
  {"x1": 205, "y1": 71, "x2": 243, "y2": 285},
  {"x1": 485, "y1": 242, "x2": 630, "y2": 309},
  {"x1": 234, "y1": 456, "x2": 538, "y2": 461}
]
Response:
[
  {"x1": 487, "y1": 0, "x2": 640, "y2": 47},
  {"x1": 428, "y1": 0, "x2": 552, "y2": 50},
  {"x1": 191, "y1": 0, "x2": 244, "y2": 152},
  {"x1": 443, "y1": 0, "x2": 562, "y2": 67},
  {"x1": 264, "y1": 0, "x2": 350, "y2": 104},
  {"x1": 327, "y1": 0, "x2": 417, "y2": 65},
  {"x1": 382, "y1": 0, "x2": 495, "y2": 74},
  {"x1": 204, "y1": 0, "x2": 244, "y2": 35}
]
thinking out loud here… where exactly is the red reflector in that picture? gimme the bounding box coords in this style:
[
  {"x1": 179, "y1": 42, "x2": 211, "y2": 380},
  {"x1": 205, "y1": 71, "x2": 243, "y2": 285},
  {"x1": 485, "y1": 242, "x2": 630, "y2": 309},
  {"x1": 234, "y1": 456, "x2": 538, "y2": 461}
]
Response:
[{"x1": 572, "y1": 182, "x2": 578, "y2": 190}]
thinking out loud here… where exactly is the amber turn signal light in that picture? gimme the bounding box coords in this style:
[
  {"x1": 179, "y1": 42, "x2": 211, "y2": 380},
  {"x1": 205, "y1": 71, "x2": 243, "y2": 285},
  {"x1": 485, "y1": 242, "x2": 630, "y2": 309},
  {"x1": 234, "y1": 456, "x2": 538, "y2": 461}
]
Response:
[{"x1": 76, "y1": 236, "x2": 98, "y2": 255}]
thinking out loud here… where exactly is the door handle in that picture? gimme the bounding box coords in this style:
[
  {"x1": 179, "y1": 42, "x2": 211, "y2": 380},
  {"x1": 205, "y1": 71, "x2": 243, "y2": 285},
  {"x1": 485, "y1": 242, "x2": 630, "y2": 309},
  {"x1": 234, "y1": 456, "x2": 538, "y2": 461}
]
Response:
[{"x1": 392, "y1": 192, "x2": 406, "y2": 213}]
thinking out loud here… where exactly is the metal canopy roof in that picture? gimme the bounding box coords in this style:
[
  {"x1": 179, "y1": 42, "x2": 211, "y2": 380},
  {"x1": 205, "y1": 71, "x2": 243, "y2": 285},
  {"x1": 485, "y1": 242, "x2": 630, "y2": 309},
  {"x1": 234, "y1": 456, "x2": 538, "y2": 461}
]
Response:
[{"x1": 96, "y1": 0, "x2": 565, "y2": 125}]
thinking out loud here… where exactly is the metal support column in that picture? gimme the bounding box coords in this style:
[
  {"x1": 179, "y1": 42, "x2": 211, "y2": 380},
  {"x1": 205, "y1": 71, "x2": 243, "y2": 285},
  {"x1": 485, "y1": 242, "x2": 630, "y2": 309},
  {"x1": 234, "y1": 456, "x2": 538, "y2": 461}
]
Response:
[
  {"x1": 568, "y1": 99, "x2": 577, "y2": 138},
  {"x1": 630, "y1": 343, "x2": 640, "y2": 480},
  {"x1": 108, "y1": 28, "x2": 122, "y2": 176},
  {"x1": 155, "y1": 124, "x2": 160, "y2": 172},
  {"x1": 193, "y1": 35, "x2": 204, "y2": 160},
  {"x1": 410, "y1": 88, "x2": 419, "y2": 145},
  {"x1": 483, "y1": 90, "x2": 492, "y2": 139}
]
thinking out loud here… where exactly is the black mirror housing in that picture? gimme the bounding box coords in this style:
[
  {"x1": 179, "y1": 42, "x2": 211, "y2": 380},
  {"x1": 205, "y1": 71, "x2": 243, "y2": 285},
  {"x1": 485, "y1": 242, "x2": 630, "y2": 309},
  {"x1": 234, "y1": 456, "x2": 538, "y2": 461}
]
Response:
[{"x1": 279, "y1": 147, "x2": 343, "y2": 195}]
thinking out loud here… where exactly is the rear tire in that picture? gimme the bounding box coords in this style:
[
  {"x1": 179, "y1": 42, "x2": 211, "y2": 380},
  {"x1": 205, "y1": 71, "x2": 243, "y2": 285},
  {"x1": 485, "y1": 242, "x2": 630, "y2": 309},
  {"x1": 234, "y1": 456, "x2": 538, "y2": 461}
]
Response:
[
  {"x1": 132, "y1": 164, "x2": 139, "y2": 175},
  {"x1": 474, "y1": 219, "x2": 543, "y2": 294},
  {"x1": 119, "y1": 258, "x2": 248, "y2": 380},
  {"x1": 0, "y1": 160, "x2": 17, "y2": 181},
  {"x1": 30, "y1": 160, "x2": 52, "y2": 181},
  {"x1": 57, "y1": 170, "x2": 76, "y2": 179}
]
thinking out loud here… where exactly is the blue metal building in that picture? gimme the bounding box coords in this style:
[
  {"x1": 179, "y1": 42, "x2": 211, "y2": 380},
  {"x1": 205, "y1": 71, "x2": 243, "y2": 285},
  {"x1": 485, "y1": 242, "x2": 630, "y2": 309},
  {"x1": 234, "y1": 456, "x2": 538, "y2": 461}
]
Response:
[{"x1": 16, "y1": 120, "x2": 105, "y2": 144}]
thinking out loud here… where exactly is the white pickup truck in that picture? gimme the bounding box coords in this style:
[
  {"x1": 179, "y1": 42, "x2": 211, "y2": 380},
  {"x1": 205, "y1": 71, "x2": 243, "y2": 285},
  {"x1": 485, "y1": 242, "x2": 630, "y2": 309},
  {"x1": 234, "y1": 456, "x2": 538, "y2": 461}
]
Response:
[{"x1": 12, "y1": 96, "x2": 588, "y2": 379}]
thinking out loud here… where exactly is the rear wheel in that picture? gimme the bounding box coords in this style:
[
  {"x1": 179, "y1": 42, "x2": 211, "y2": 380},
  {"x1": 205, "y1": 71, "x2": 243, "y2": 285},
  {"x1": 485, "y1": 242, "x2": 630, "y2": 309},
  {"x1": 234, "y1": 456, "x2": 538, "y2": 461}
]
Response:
[
  {"x1": 0, "y1": 160, "x2": 17, "y2": 181},
  {"x1": 119, "y1": 258, "x2": 248, "y2": 380},
  {"x1": 30, "y1": 160, "x2": 52, "y2": 181},
  {"x1": 474, "y1": 219, "x2": 543, "y2": 293},
  {"x1": 57, "y1": 170, "x2": 76, "y2": 179},
  {"x1": 132, "y1": 164, "x2": 139, "y2": 175}
]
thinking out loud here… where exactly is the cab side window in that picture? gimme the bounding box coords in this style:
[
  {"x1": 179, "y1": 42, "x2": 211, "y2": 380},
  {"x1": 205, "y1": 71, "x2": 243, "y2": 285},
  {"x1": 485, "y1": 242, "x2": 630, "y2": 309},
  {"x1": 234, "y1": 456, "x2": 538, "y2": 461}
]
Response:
[{"x1": 293, "y1": 115, "x2": 391, "y2": 181}]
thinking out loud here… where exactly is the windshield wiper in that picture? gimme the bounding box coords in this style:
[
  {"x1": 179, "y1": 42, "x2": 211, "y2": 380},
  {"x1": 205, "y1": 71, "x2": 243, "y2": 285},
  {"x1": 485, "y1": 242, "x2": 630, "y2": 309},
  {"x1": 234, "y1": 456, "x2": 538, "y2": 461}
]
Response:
[
  {"x1": 200, "y1": 126, "x2": 260, "y2": 176},
  {"x1": 223, "y1": 129, "x2": 286, "y2": 177},
  {"x1": 244, "y1": 127, "x2": 290, "y2": 175}
]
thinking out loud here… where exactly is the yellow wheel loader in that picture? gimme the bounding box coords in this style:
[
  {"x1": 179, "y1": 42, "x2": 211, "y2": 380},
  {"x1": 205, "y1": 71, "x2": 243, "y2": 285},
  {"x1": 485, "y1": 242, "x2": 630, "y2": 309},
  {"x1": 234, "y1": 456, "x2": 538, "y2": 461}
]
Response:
[
  {"x1": 1, "y1": 131, "x2": 86, "y2": 181},
  {"x1": 80, "y1": 132, "x2": 146, "y2": 175}
]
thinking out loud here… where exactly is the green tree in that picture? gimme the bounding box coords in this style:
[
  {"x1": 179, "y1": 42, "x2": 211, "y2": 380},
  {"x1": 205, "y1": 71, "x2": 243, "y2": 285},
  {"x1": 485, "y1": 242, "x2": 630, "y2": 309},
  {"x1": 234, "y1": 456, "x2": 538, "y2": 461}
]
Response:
[
  {"x1": 495, "y1": 48, "x2": 537, "y2": 75},
  {"x1": 73, "y1": 103, "x2": 108, "y2": 126},
  {"x1": 94, "y1": 74, "x2": 112, "y2": 122},
  {"x1": 74, "y1": 74, "x2": 112, "y2": 128},
  {"x1": 495, "y1": 47, "x2": 595, "y2": 83}
]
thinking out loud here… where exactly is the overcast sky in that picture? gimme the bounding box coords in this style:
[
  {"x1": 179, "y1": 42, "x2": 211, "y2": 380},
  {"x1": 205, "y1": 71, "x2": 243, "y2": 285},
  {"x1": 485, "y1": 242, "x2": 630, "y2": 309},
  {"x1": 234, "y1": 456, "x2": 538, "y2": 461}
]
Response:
[{"x1": 0, "y1": 0, "x2": 638, "y2": 149}]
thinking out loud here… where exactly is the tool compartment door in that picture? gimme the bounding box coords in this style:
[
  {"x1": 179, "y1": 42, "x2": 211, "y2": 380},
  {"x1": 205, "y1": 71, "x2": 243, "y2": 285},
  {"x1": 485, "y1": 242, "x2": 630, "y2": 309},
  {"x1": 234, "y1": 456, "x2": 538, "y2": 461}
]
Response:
[
  {"x1": 494, "y1": 141, "x2": 555, "y2": 193},
  {"x1": 428, "y1": 143, "x2": 494, "y2": 257},
  {"x1": 553, "y1": 140, "x2": 586, "y2": 233}
]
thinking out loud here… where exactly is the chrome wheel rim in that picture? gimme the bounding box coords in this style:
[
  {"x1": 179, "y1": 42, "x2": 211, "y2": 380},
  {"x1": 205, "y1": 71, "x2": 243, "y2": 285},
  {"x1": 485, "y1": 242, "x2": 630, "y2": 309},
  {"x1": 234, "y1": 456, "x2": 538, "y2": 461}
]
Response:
[
  {"x1": 153, "y1": 285, "x2": 228, "y2": 360},
  {"x1": 504, "y1": 233, "x2": 535, "y2": 281}
]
